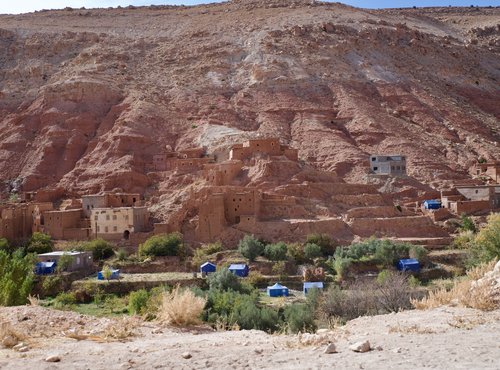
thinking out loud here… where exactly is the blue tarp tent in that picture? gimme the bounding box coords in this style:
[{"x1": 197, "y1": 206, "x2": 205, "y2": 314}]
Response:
[
  {"x1": 97, "y1": 269, "x2": 120, "y2": 280},
  {"x1": 35, "y1": 261, "x2": 56, "y2": 275},
  {"x1": 397, "y1": 258, "x2": 420, "y2": 273},
  {"x1": 267, "y1": 283, "x2": 289, "y2": 297},
  {"x1": 229, "y1": 264, "x2": 249, "y2": 277},
  {"x1": 423, "y1": 200, "x2": 441, "y2": 210},
  {"x1": 303, "y1": 282, "x2": 324, "y2": 294},
  {"x1": 200, "y1": 262, "x2": 216, "y2": 274}
]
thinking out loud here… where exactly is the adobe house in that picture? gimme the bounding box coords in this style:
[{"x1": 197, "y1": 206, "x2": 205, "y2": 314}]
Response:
[
  {"x1": 42, "y1": 209, "x2": 90, "y2": 240},
  {"x1": 82, "y1": 192, "x2": 141, "y2": 217},
  {"x1": 0, "y1": 202, "x2": 53, "y2": 241},
  {"x1": 475, "y1": 161, "x2": 500, "y2": 183},
  {"x1": 153, "y1": 147, "x2": 215, "y2": 172},
  {"x1": 229, "y1": 138, "x2": 298, "y2": 162},
  {"x1": 442, "y1": 185, "x2": 500, "y2": 215},
  {"x1": 204, "y1": 160, "x2": 244, "y2": 186},
  {"x1": 90, "y1": 206, "x2": 149, "y2": 240},
  {"x1": 369, "y1": 155, "x2": 407, "y2": 176},
  {"x1": 38, "y1": 251, "x2": 93, "y2": 272}
]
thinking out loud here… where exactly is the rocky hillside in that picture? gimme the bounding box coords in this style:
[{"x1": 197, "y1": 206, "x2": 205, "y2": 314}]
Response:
[{"x1": 0, "y1": 0, "x2": 498, "y2": 197}]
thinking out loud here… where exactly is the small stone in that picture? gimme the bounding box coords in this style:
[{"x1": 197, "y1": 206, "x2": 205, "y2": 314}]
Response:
[
  {"x1": 181, "y1": 352, "x2": 192, "y2": 359},
  {"x1": 254, "y1": 349, "x2": 263, "y2": 354},
  {"x1": 242, "y1": 341, "x2": 249, "y2": 346},
  {"x1": 17, "y1": 346, "x2": 30, "y2": 353},
  {"x1": 12, "y1": 342, "x2": 26, "y2": 351},
  {"x1": 151, "y1": 328, "x2": 162, "y2": 334},
  {"x1": 324, "y1": 343, "x2": 337, "y2": 354},
  {"x1": 316, "y1": 329, "x2": 330, "y2": 334},
  {"x1": 349, "y1": 340, "x2": 371, "y2": 353},
  {"x1": 375, "y1": 346, "x2": 383, "y2": 351},
  {"x1": 393, "y1": 347, "x2": 402, "y2": 353},
  {"x1": 45, "y1": 355, "x2": 61, "y2": 362}
]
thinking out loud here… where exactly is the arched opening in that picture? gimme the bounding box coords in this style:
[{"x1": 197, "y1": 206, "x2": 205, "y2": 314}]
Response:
[{"x1": 123, "y1": 230, "x2": 130, "y2": 240}]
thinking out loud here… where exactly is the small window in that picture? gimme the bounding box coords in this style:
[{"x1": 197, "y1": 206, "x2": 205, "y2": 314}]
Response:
[
  {"x1": 105, "y1": 226, "x2": 109, "y2": 233},
  {"x1": 373, "y1": 167, "x2": 378, "y2": 171},
  {"x1": 113, "y1": 226, "x2": 117, "y2": 232},
  {"x1": 94, "y1": 216, "x2": 98, "y2": 221},
  {"x1": 391, "y1": 166, "x2": 395, "y2": 171},
  {"x1": 113, "y1": 215, "x2": 117, "y2": 220},
  {"x1": 87, "y1": 205, "x2": 90, "y2": 210},
  {"x1": 475, "y1": 190, "x2": 479, "y2": 194},
  {"x1": 371, "y1": 157, "x2": 376, "y2": 161},
  {"x1": 106, "y1": 215, "x2": 110, "y2": 220}
]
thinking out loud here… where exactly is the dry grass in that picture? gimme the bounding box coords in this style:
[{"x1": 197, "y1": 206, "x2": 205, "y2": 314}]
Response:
[
  {"x1": 101, "y1": 317, "x2": 140, "y2": 341},
  {"x1": 412, "y1": 259, "x2": 498, "y2": 311},
  {"x1": 0, "y1": 322, "x2": 26, "y2": 348},
  {"x1": 159, "y1": 285, "x2": 206, "y2": 327},
  {"x1": 388, "y1": 324, "x2": 437, "y2": 334},
  {"x1": 27, "y1": 295, "x2": 40, "y2": 306}
]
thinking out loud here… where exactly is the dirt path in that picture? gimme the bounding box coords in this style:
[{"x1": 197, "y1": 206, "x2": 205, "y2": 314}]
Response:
[{"x1": 1, "y1": 305, "x2": 499, "y2": 369}]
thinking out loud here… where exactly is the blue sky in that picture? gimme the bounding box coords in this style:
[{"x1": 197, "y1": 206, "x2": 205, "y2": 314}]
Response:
[{"x1": 0, "y1": 0, "x2": 498, "y2": 14}]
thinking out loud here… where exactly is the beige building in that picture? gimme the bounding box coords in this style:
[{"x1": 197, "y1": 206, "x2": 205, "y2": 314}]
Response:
[
  {"x1": 82, "y1": 193, "x2": 141, "y2": 217},
  {"x1": 90, "y1": 207, "x2": 149, "y2": 240}
]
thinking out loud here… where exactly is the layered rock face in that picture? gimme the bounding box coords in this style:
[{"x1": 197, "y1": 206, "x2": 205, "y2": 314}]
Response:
[{"x1": 0, "y1": 1, "x2": 498, "y2": 198}]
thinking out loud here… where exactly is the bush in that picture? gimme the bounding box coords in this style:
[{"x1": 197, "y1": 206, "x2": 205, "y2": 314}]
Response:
[
  {"x1": 238, "y1": 235, "x2": 264, "y2": 262},
  {"x1": 460, "y1": 214, "x2": 477, "y2": 233},
  {"x1": 192, "y1": 242, "x2": 222, "y2": 268},
  {"x1": 84, "y1": 238, "x2": 114, "y2": 260},
  {"x1": 159, "y1": 286, "x2": 206, "y2": 326},
  {"x1": 208, "y1": 268, "x2": 242, "y2": 292},
  {"x1": 453, "y1": 231, "x2": 475, "y2": 249},
  {"x1": 329, "y1": 256, "x2": 352, "y2": 281},
  {"x1": 116, "y1": 248, "x2": 127, "y2": 261},
  {"x1": 283, "y1": 303, "x2": 317, "y2": 333},
  {"x1": 56, "y1": 252, "x2": 74, "y2": 273},
  {"x1": 373, "y1": 240, "x2": 411, "y2": 266},
  {"x1": 128, "y1": 289, "x2": 150, "y2": 315},
  {"x1": 26, "y1": 232, "x2": 53, "y2": 254},
  {"x1": 0, "y1": 250, "x2": 35, "y2": 306},
  {"x1": 139, "y1": 233, "x2": 183, "y2": 257},
  {"x1": 233, "y1": 300, "x2": 279, "y2": 332},
  {"x1": 271, "y1": 261, "x2": 287, "y2": 281},
  {"x1": 53, "y1": 292, "x2": 77, "y2": 308},
  {"x1": 247, "y1": 271, "x2": 266, "y2": 287},
  {"x1": 0, "y1": 238, "x2": 13, "y2": 253},
  {"x1": 264, "y1": 242, "x2": 288, "y2": 261},
  {"x1": 304, "y1": 243, "x2": 322, "y2": 261},
  {"x1": 42, "y1": 275, "x2": 63, "y2": 296},
  {"x1": 409, "y1": 245, "x2": 428, "y2": 265},
  {"x1": 470, "y1": 213, "x2": 500, "y2": 264},
  {"x1": 377, "y1": 271, "x2": 412, "y2": 312},
  {"x1": 287, "y1": 242, "x2": 305, "y2": 264},
  {"x1": 203, "y1": 241, "x2": 223, "y2": 255},
  {"x1": 306, "y1": 234, "x2": 336, "y2": 256}
]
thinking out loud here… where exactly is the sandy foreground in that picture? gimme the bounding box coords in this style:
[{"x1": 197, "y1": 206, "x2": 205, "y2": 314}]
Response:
[{"x1": 0, "y1": 305, "x2": 499, "y2": 369}]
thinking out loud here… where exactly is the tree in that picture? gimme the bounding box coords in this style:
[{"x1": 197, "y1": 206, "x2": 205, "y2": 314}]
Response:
[
  {"x1": 237, "y1": 235, "x2": 264, "y2": 262},
  {"x1": 0, "y1": 250, "x2": 35, "y2": 306},
  {"x1": 306, "y1": 233, "x2": 336, "y2": 255},
  {"x1": 472, "y1": 213, "x2": 500, "y2": 263},
  {"x1": 139, "y1": 233, "x2": 183, "y2": 257},
  {"x1": 264, "y1": 242, "x2": 288, "y2": 261},
  {"x1": 56, "y1": 252, "x2": 73, "y2": 273},
  {"x1": 304, "y1": 243, "x2": 322, "y2": 261},
  {"x1": 26, "y1": 232, "x2": 53, "y2": 254},
  {"x1": 84, "y1": 238, "x2": 114, "y2": 260},
  {"x1": 101, "y1": 265, "x2": 113, "y2": 282},
  {"x1": 208, "y1": 268, "x2": 242, "y2": 292}
]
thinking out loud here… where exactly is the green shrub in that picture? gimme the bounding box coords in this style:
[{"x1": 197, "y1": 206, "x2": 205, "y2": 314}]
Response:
[
  {"x1": 233, "y1": 299, "x2": 279, "y2": 332},
  {"x1": 203, "y1": 241, "x2": 223, "y2": 255},
  {"x1": 26, "y1": 232, "x2": 53, "y2": 254},
  {"x1": 271, "y1": 261, "x2": 287, "y2": 281},
  {"x1": 306, "y1": 234, "x2": 336, "y2": 256},
  {"x1": 208, "y1": 268, "x2": 242, "y2": 292},
  {"x1": 56, "y1": 252, "x2": 74, "y2": 273},
  {"x1": 374, "y1": 240, "x2": 410, "y2": 266},
  {"x1": 42, "y1": 275, "x2": 63, "y2": 295},
  {"x1": 238, "y1": 235, "x2": 264, "y2": 262},
  {"x1": 377, "y1": 269, "x2": 391, "y2": 285},
  {"x1": 409, "y1": 245, "x2": 428, "y2": 264},
  {"x1": 330, "y1": 256, "x2": 352, "y2": 281},
  {"x1": 53, "y1": 291, "x2": 76, "y2": 308},
  {"x1": 0, "y1": 250, "x2": 35, "y2": 306},
  {"x1": 304, "y1": 243, "x2": 322, "y2": 261},
  {"x1": 460, "y1": 214, "x2": 477, "y2": 233},
  {"x1": 470, "y1": 213, "x2": 500, "y2": 264},
  {"x1": 247, "y1": 271, "x2": 266, "y2": 287},
  {"x1": 84, "y1": 238, "x2": 114, "y2": 260},
  {"x1": 128, "y1": 289, "x2": 150, "y2": 315},
  {"x1": 139, "y1": 233, "x2": 183, "y2": 257},
  {"x1": 453, "y1": 231, "x2": 475, "y2": 249},
  {"x1": 283, "y1": 303, "x2": 317, "y2": 333},
  {"x1": 116, "y1": 248, "x2": 128, "y2": 261},
  {"x1": 0, "y1": 238, "x2": 13, "y2": 253},
  {"x1": 264, "y1": 242, "x2": 288, "y2": 261},
  {"x1": 286, "y1": 242, "x2": 305, "y2": 264}
]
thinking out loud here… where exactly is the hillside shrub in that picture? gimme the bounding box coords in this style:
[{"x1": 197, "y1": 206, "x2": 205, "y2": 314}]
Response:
[
  {"x1": 128, "y1": 289, "x2": 150, "y2": 315},
  {"x1": 84, "y1": 238, "x2": 114, "y2": 260},
  {"x1": 470, "y1": 213, "x2": 500, "y2": 264},
  {"x1": 238, "y1": 235, "x2": 264, "y2": 262},
  {"x1": 53, "y1": 291, "x2": 77, "y2": 309},
  {"x1": 208, "y1": 268, "x2": 242, "y2": 292},
  {"x1": 287, "y1": 242, "x2": 305, "y2": 264},
  {"x1": 26, "y1": 232, "x2": 53, "y2": 254},
  {"x1": 283, "y1": 303, "x2": 317, "y2": 333},
  {"x1": 304, "y1": 243, "x2": 322, "y2": 261},
  {"x1": 306, "y1": 233, "x2": 336, "y2": 255},
  {"x1": 264, "y1": 242, "x2": 288, "y2": 261},
  {"x1": 42, "y1": 275, "x2": 63, "y2": 296},
  {"x1": 0, "y1": 238, "x2": 12, "y2": 253},
  {"x1": 328, "y1": 256, "x2": 352, "y2": 281},
  {"x1": 271, "y1": 261, "x2": 287, "y2": 281},
  {"x1": 247, "y1": 271, "x2": 266, "y2": 287},
  {"x1": 139, "y1": 233, "x2": 183, "y2": 257},
  {"x1": 0, "y1": 250, "x2": 35, "y2": 306},
  {"x1": 460, "y1": 214, "x2": 477, "y2": 233}
]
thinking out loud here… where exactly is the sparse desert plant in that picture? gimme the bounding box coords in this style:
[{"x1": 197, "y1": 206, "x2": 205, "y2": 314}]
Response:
[
  {"x1": 377, "y1": 271, "x2": 412, "y2": 312},
  {"x1": 264, "y1": 242, "x2": 288, "y2": 261},
  {"x1": 116, "y1": 248, "x2": 128, "y2": 261},
  {"x1": 453, "y1": 230, "x2": 475, "y2": 249},
  {"x1": 139, "y1": 233, "x2": 183, "y2": 257},
  {"x1": 84, "y1": 238, "x2": 114, "y2": 260},
  {"x1": 159, "y1": 286, "x2": 206, "y2": 326},
  {"x1": 0, "y1": 322, "x2": 25, "y2": 348},
  {"x1": 238, "y1": 234, "x2": 264, "y2": 262},
  {"x1": 26, "y1": 232, "x2": 53, "y2": 254},
  {"x1": 102, "y1": 317, "x2": 139, "y2": 341}
]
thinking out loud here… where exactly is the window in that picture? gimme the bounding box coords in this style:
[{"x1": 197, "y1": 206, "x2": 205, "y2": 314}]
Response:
[
  {"x1": 106, "y1": 215, "x2": 110, "y2": 220},
  {"x1": 371, "y1": 157, "x2": 376, "y2": 161},
  {"x1": 391, "y1": 166, "x2": 395, "y2": 171},
  {"x1": 396, "y1": 166, "x2": 400, "y2": 170},
  {"x1": 113, "y1": 226, "x2": 117, "y2": 232},
  {"x1": 373, "y1": 167, "x2": 378, "y2": 171},
  {"x1": 87, "y1": 205, "x2": 90, "y2": 210},
  {"x1": 94, "y1": 216, "x2": 98, "y2": 221},
  {"x1": 105, "y1": 226, "x2": 109, "y2": 233},
  {"x1": 113, "y1": 215, "x2": 117, "y2": 220}
]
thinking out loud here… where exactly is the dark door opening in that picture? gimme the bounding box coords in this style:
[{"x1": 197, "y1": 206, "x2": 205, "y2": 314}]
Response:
[{"x1": 123, "y1": 230, "x2": 130, "y2": 240}]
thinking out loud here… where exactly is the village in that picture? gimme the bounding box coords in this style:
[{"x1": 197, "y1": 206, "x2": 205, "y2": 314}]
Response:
[{"x1": 0, "y1": 137, "x2": 498, "y2": 288}]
